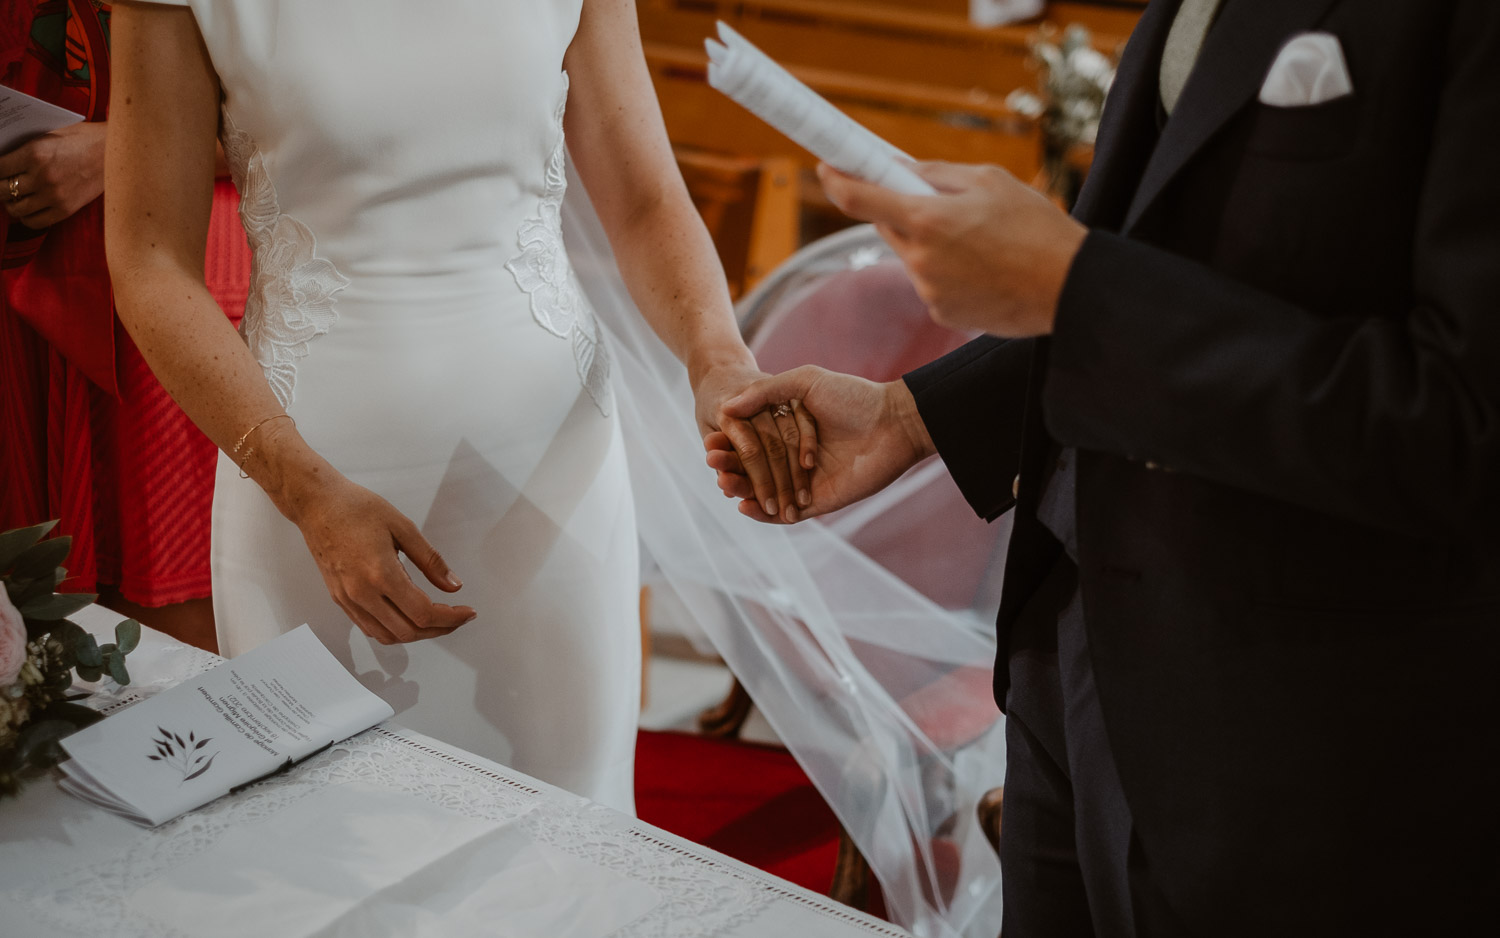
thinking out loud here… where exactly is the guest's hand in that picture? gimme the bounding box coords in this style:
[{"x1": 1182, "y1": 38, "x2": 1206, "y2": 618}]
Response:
[
  {"x1": 692, "y1": 359, "x2": 817, "y2": 524},
  {"x1": 283, "y1": 474, "x2": 476, "y2": 645},
  {"x1": 708, "y1": 366, "x2": 935, "y2": 523},
  {"x1": 0, "y1": 122, "x2": 109, "y2": 229},
  {"x1": 817, "y1": 161, "x2": 1087, "y2": 337}
]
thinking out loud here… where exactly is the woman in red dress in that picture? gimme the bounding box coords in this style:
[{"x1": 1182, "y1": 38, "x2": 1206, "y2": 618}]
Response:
[{"x1": 1, "y1": 0, "x2": 247, "y2": 650}]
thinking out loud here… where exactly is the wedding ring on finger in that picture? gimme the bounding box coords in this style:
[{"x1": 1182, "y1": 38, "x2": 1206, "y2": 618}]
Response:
[
  {"x1": 7, "y1": 176, "x2": 19, "y2": 201},
  {"x1": 770, "y1": 402, "x2": 793, "y2": 419}
]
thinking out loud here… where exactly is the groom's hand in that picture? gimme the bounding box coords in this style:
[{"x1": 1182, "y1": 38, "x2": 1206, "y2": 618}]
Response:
[
  {"x1": 817, "y1": 161, "x2": 1087, "y2": 337},
  {"x1": 709, "y1": 366, "x2": 936, "y2": 523}
]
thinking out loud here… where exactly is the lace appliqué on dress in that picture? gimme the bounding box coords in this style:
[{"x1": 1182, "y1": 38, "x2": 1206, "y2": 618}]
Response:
[
  {"x1": 505, "y1": 73, "x2": 614, "y2": 417},
  {"x1": 220, "y1": 108, "x2": 350, "y2": 408}
]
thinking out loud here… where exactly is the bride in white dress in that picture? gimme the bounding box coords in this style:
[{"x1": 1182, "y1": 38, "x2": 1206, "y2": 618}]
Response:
[{"x1": 103, "y1": 0, "x2": 812, "y2": 813}]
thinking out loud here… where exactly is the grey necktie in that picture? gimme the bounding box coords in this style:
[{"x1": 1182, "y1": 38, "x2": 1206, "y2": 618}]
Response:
[{"x1": 1159, "y1": 0, "x2": 1226, "y2": 115}]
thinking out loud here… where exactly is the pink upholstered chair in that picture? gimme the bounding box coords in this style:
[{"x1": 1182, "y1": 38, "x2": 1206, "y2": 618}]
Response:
[{"x1": 738, "y1": 224, "x2": 1010, "y2": 619}]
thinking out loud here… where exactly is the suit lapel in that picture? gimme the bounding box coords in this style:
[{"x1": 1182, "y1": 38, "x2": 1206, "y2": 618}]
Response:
[
  {"x1": 1121, "y1": 0, "x2": 1342, "y2": 232},
  {"x1": 1072, "y1": 0, "x2": 1184, "y2": 228}
]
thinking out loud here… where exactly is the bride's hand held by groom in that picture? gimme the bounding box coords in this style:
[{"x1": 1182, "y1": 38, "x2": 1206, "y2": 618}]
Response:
[
  {"x1": 690, "y1": 354, "x2": 819, "y2": 524},
  {"x1": 707, "y1": 367, "x2": 935, "y2": 523}
]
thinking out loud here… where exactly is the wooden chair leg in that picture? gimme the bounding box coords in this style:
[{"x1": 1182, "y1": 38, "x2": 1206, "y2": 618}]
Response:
[
  {"x1": 977, "y1": 786, "x2": 1004, "y2": 856},
  {"x1": 639, "y1": 586, "x2": 653, "y2": 710},
  {"x1": 697, "y1": 677, "x2": 754, "y2": 739},
  {"x1": 829, "y1": 824, "x2": 872, "y2": 910}
]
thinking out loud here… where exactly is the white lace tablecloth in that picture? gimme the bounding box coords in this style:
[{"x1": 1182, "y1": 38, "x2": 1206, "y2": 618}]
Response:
[{"x1": 0, "y1": 608, "x2": 910, "y2": 938}]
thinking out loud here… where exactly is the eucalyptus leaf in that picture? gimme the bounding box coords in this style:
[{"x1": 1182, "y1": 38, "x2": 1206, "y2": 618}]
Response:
[
  {"x1": 20, "y1": 592, "x2": 93, "y2": 622},
  {"x1": 12, "y1": 535, "x2": 72, "y2": 581},
  {"x1": 75, "y1": 663, "x2": 103, "y2": 683},
  {"x1": 114, "y1": 619, "x2": 141, "y2": 655},
  {"x1": 13, "y1": 575, "x2": 54, "y2": 609},
  {"x1": 107, "y1": 651, "x2": 131, "y2": 686},
  {"x1": 0, "y1": 520, "x2": 57, "y2": 573},
  {"x1": 75, "y1": 633, "x2": 103, "y2": 669}
]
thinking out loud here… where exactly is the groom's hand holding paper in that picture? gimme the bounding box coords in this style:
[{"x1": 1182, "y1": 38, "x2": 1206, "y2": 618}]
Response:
[{"x1": 816, "y1": 160, "x2": 1087, "y2": 338}]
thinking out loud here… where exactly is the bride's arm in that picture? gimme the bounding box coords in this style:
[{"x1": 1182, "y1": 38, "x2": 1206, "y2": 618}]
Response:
[
  {"x1": 106, "y1": 2, "x2": 473, "y2": 644},
  {"x1": 563, "y1": 0, "x2": 813, "y2": 524}
]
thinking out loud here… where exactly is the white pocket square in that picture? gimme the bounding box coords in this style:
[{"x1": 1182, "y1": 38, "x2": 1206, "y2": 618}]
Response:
[{"x1": 1259, "y1": 32, "x2": 1354, "y2": 107}]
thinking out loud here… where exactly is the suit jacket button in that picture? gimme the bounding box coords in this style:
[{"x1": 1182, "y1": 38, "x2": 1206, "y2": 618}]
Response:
[{"x1": 1012, "y1": 474, "x2": 1021, "y2": 498}]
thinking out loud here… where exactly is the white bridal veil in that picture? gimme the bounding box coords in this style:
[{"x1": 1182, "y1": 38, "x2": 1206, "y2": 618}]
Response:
[{"x1": 563, "y1": 163, "x2": 1009, "y2": 938}]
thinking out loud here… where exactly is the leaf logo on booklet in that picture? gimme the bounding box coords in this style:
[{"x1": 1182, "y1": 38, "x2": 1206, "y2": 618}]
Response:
[{"x1": 147, "y1": 726, "x2": 218, "y2": 783}]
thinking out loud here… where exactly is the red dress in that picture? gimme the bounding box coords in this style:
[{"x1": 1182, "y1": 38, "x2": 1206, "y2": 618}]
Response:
[{"x1": 0, "y1": 1, "x2": 250, "y2": 605}]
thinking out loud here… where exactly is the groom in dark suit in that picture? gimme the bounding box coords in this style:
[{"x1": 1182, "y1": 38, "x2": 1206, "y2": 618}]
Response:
[{"x1": 711, "y1": 0, "x2": 1500, "y2": 934}]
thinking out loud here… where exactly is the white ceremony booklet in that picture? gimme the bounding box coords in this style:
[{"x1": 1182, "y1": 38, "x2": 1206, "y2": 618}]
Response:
[
  {"x1": 59, "y1": 626, "x2": 394, "y2": 827},
  {"x1": 705, "y1": 21, "x2": 937, "y2": 196},
  {"x1": 0, "y1": 85, "x2": 83, "y2": 154}
]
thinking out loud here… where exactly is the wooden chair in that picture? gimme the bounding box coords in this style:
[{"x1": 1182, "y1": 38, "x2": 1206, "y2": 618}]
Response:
[{"x1": 675, "y1": 148, "x2": 801, "y2": 298}]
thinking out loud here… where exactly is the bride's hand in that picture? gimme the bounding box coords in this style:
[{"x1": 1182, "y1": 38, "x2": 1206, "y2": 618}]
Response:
[
  {"x1": 287, "y1": 476, "x2": 477, "y2": 645},
  {"x1": 691, "y1": 360, "x2": 818, "y2": 524}
]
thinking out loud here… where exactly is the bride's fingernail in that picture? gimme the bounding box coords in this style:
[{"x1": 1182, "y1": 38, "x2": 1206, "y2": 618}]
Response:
[
  {"x1": 447, "y1": 573, "x2": 463, "y2": 589},
  {"x1": 786, "y1": 506, "x2": 800, "y2": 523},
  {"x1": 798, "y1": 489, "x2": 811, "y2": 507},
  {"x1": 764, "y1": 499, "x2": 777, "y2": 516},
  {"x1": 803, "y1": 455, "x2": 815, "y2": 469}
]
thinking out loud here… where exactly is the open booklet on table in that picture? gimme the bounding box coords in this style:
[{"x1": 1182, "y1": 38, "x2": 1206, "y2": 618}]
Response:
[
  {"x1": 59, "y1": 626, "x2": 393, "y2": 827},
  {"x1": 0, "y1": 85, "x2": 82, "y2": 154},
  {"x1": 704, "y1": 21, "x2": 937, "y2": 196}
]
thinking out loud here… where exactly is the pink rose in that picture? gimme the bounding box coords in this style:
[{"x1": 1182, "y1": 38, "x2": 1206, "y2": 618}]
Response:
[{"x1": 0, "y1": 588, "x2": 27, "y2": 687}]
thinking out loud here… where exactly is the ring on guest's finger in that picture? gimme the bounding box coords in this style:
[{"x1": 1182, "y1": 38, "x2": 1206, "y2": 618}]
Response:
[
  {"x1": 7, "y1": 176, "x2": 19, "y2": 201},
  {"x1": 770, "y1": 402, "x2": 792, "y2": 418}
]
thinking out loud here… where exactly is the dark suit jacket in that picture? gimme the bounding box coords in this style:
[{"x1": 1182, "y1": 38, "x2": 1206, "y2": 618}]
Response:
[{"x1": 904, "y1": 0, "x2": 1500, "y2": 932}]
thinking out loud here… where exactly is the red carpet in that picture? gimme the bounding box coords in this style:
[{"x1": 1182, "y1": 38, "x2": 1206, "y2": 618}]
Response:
[{"x1": 634, "y1": 729, "x2": 842, "y2": 894}]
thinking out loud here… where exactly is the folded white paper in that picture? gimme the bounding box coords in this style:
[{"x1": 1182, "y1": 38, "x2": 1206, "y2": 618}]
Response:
[
  {"x1": 705, "y1": 21, "x2": 936, "y2": 196},
  {"x1": 59, "y1": 626, "x2": 393, "y2": 827},
  {"x1": 0, "y1": 85, "x2": 83, "y2": 154}
]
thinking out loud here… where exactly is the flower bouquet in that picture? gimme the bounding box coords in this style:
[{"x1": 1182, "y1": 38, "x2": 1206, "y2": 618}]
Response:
[
  {"x1": 1006, "y1": 24, "x2": 1118, "y2": 208},
  {"x1": 1, "y1": 521, "x2": 137, "y2": 797}
]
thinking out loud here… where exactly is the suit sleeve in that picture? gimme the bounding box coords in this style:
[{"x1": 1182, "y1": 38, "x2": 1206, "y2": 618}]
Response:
[
  {"x1": 1043, "y1": 1, "x2": 1500, "y2": 539},
  {"x1": 903, "y1": 335, "x2": 1035, "y2": 522}
]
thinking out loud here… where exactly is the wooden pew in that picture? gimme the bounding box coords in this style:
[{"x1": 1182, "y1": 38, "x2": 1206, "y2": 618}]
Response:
[
  {"x1": 640, "y1": 0, "x2": 1140, "y2": 115},
  {"x1": 645, "y1": 1, "x2": 1142, "y2": 253},
  {"x1": 674, "y1": 148, "x2": 800, "y2": 298}
]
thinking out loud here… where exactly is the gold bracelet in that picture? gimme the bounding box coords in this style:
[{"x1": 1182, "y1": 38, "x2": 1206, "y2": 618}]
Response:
[{"x1": 232, "y1": 413, "x2": 294, "y2": 478}]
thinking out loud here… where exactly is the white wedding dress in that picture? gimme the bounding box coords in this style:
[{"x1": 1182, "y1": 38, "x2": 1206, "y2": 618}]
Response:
[
  {"x1": 156, "y1": 3, "x2": 1011, "y2": 933},
  {"x1": 169, "y1": 0, "x2": 640, "y2": 812}
]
